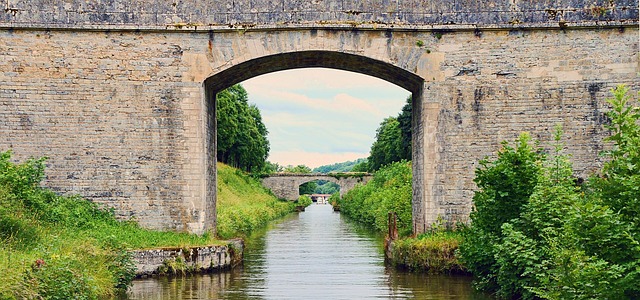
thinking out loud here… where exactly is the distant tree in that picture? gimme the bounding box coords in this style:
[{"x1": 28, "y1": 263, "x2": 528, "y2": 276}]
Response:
[
  {"x1": 314, "y1": 180, "x2": 340, "y2": 194},
  {"x1": 283, "y1": 164, "x2": 312, "y2": 173},
  {"x1": 351, "y1": 159, "x2": 369, "y2": 172},
  {"x1": 362, "y1": 96, "x2": 412, "y2": 172},
  {"x1": 368, "y1": 117, "x2": 403, "y2": 171},
  {"x1": 397, "y1": 96, "x2": 412, "y2": 160},
  {"x1": 216, "y1": 84, "x2": 270, "y2": 172},
  {"x1": 261, "y1": 161, "x2": 283, "y2": 174},
  {"x1": 312, "y1": 158, "x2": 367, "y2": 173},
  {"x1": 299, "y1": 181, "x2": 317, "y2": 195}
]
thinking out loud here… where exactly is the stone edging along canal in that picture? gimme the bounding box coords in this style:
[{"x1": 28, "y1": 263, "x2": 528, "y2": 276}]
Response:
[{"x1": 130, "y1": 239, "x2": 244, "y2": 277}]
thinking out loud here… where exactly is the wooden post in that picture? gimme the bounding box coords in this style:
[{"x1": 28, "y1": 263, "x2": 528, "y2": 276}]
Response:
[{"x1": 384, "y1": 211, "x2": 398, "y2": 262}]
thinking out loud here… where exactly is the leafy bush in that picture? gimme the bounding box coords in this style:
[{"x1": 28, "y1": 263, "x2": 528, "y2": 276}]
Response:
[
  {"x1": 459, "y1": 85, "x2": 640, "y2": 299},
  {"x1": 296, "y1": 195, "x2": 313, "y2": 207},
  {"x1": 338, "y1": 160, "x2": 412, "y2": 236},
  {"x1": 391, "y1": 231, "x2": 465, "y2": 273}
]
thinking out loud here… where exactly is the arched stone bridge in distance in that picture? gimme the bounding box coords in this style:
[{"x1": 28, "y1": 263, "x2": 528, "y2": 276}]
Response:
[{"x1": 260, "y1": 173, "x2": 373, "y2": 201}]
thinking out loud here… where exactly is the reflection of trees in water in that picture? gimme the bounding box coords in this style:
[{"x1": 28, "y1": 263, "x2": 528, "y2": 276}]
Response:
[{"x1": 386, "y1": 271, "x2": 493, "y2": 300}]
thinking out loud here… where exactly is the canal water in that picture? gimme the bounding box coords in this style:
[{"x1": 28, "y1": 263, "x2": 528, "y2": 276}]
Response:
[{"x1": 125, "y1": 204, "x2": 491, "y2": 299}]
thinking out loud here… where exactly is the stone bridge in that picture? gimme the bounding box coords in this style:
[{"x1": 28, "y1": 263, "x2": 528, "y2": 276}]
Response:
[
  {"x1": 260, "y1": 173, "x2": 372, "y2": 201},
  {"x1": 0, "y1": 1, "x2": 637, "y2": 235}
]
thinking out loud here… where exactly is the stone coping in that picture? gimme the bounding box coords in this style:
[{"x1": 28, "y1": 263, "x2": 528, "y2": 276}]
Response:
[{"x1": 131, "y1": 239, "x2": 244, "y2": 277}]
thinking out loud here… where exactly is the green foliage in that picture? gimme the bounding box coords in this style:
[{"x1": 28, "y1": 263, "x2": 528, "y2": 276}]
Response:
[
  {"x1": 260, "y1": 161, "x2": 284, "y2": 174},
  {"x1": 217, "y1": 84, "x2": 270, "y2": 172},
  {"x1": 338, "y1": 161, "x2": 412, "y2": 236},
  {"x1": 363, "y1": 97, "x2": 412, "y2": 172},
  {"x1": 313, "y1": 180, "x2": 340, "y2": 194},
  {"x1": 460, "y1": 86, "x2": 640, "y2": 300},
  {"x1": 296, "y1": 195, "x2": 313, "y2": 207},
  {"x1": 0, "y1": 151, "x2": 218, "y2": 299},
  {"x1": 313, "y1": 158, "x2": 368, "y2": 173},
  {"x1": 299, "y1": 181, "x2": 317, "y2": 195},
  {"x1": 351, "y1": 160, "x2": 369, "y2": 172},
  {"x1": 216, "y1": 163, "x2": 296, "y2": 239},
  {"x1": 458, "y1": 133, "x2": 544, "y2": 295},
  {"x1": 283, "y1": 164, "x2": 312, "y2": 173},
  {"x1": 368, "y1": 117, "x2": 403, "y2": 172}
]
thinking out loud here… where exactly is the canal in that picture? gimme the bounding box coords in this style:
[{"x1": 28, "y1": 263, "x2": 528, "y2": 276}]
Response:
[{"x1": 124, "y1": 204, "x2": 491, "y2": 299}]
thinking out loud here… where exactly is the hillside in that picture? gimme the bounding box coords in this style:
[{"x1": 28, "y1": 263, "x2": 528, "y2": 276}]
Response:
[{"x1": 312, "y1": 158, "x2": 367, "y2": 173}]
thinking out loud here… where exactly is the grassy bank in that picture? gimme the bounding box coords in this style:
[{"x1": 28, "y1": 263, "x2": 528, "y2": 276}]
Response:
[
  {"x1": 0, "y1": 151, "x2": 225, "y2": 299},
  {"x1": 215, "y1": 162, "x2": 297, "y2": 239},
  {"x1": 0, "y1": 153, "x2": 296, "y2": 299},
  {"x1": 337, "y1": 160, "x2": 465, "y2": 273},
  {"x1": 390, "y1": 231, "x2": 465, "y2": 274}
]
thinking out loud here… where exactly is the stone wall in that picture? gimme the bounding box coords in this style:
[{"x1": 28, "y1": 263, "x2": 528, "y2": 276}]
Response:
[
  {"x1": 0, "y1": 29, "x2": 212, "y2": 233},
  {"x1": 131, "y1": 239, "x2": 243, "y2": 276},
  {"x1": 1, "y1": 0, "x2": 636, "y2": 29}
]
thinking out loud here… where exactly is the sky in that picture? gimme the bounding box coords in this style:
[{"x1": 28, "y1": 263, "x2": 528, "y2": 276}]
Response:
[{"x1": 241, "y1": 68, "x2": 411, "y2": 169}]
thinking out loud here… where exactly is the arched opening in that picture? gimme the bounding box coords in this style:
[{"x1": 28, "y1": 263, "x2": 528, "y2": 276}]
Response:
[
  {"x1": 299, "y1": 180, "x2": 340, "y2": 200},
  {"x1": 204, "y1": 50, "x2": 431, "y2": 235}
]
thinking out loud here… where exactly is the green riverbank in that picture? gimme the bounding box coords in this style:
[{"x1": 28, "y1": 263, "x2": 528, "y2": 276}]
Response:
[
  {"x1": 335, "y1": 160, "x2": 465, "y2": 273},
  {"x1": 0, "y1": 152, "x2": 297, "y2": 299},
  {"x1": 215, "y1": 162, "x2": 298, "y2": 239}
]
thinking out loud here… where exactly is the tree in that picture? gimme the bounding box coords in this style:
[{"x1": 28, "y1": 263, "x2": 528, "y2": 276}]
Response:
[
  {"x1": 283, "y1": 164, "x2": 311, "y2": 173},
  {"x1": 299, "y1": 181, "x2": 317, "y2": 195},
  {"x1": 397, "y1": 96, "x2": 412, "y2": 160},
  {"x1": 362, "y1": 96, "x2": 412, "y2": 172},
  {"x1": 216, "y1": 84, "x2": 270, "y2": 172},
  {"x1": 368, "y1": 117, "x2": 403, "y2": 171},
  {"x1": 261, "y1": 161, "x2": 283, "y2": 174}
]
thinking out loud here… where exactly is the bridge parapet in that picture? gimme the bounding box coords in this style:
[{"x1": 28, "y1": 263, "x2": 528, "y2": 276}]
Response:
[
  {"x1": 0, "y1": 0, "x2": 636, "y2": 31},
  {"x1": 260, "y1": 173, "x2": 373, "y2": 201}
]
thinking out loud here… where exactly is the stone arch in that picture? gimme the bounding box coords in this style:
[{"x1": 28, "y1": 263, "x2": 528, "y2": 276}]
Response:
[
  {"x1": 297, "y1": 177, "x2": 341, "y2": 201},
  {"x1": 203, "y1": 50, "x2": 424, "y2": 94},
  {"x1": 260, "y1": 174, "x2": 373, "y2": 201},
  {"x1": 204, "y1": 49, "x2": 436, "y2": 235}
]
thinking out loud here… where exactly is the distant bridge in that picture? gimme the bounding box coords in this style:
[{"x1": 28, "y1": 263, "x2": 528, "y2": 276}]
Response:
[{"x1": 260, "y1": 173, "x2": 373, "y2": 201}]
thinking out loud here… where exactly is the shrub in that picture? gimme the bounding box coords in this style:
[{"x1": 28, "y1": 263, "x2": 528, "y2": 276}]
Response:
[
  {"x1": 296, "y1": 195, "x2": 313, "y2": 207},
  {"x1": 338, "y1": 160, "x2": 412, "y2": 236},
  {"x1": 460, "y1": 86, "x2": 640, "y2": 299}
]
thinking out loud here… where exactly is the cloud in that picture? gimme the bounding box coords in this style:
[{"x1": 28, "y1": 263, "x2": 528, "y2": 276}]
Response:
[{"x1": 241, "y1": 68, "x2": 410, "y2": 168}]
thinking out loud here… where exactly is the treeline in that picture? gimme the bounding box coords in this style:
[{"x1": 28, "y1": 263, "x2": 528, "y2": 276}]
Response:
[
  {"x1": 312, "y1": 158, "x2": 367, "y2": 173},
  {"x1": 354, "y1": 97, "x2": 412, "y2": 172},
  {"x1": 217, "y1": 85, "x2": 269, "y2": 172},
  {"x1": 459, "y1": 86, "x2": 640, "y2": 299}
]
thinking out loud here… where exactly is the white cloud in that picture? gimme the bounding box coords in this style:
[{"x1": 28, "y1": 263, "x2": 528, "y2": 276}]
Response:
[{"x1": 241, "y1": 68, "x2": 410, "y2": 168}]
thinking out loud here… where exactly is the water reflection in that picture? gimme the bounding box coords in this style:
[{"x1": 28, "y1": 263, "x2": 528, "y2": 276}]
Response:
[{"x1": 125, "y1": 205, "x2": 491, "y2": 300}]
